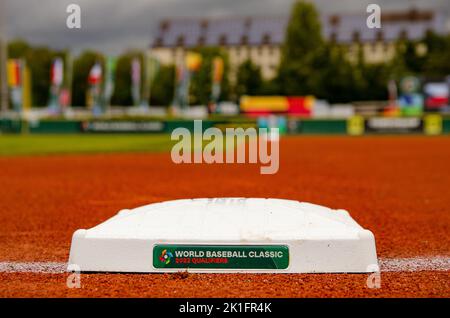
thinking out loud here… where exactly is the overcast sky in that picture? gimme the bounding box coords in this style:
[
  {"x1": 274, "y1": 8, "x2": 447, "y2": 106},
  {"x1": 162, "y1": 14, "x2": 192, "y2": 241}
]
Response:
[{"x1": 2, "y1": 0, "x2": 449, "y2": 55}]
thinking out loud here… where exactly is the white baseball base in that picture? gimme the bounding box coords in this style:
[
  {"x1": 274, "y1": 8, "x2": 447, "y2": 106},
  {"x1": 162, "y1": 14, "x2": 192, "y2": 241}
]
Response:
[{"x1": 68, "y1": 198, "x2": 379, "y2": 273}]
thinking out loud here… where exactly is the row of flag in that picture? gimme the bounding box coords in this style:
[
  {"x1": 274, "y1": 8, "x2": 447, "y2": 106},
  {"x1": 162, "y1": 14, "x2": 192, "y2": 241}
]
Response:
[
  {"x1": 6, "y1": 59, "x2": 31, "y2": 112},
  {"x1": 173, "y1": 52, "x2": 224, "y2": 111},
  {"x1": 5, "y1": 51, "x2": 225, "y2": 114},
  {"x1": 88, "y1": 54, "x2": 160, "y2": 114}
]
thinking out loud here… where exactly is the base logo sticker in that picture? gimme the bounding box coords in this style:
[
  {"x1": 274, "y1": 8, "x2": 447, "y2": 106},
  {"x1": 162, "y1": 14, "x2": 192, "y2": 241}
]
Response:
[
  {"x1": 159, "y1": 249, "x2": 174, "y2": 264},
  {"x1": 153, "y1": 245, "x2": 289, "y2": 269}
]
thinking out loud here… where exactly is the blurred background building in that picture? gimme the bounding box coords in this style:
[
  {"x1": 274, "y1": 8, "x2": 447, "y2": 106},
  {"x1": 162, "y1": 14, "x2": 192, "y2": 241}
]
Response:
[{"x1": 151, "y1": 8, "x2": 449, "y2": 81}]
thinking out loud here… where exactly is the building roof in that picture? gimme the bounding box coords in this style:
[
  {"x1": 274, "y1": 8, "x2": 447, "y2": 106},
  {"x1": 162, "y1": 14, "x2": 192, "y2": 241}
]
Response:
[{"x1": 152, "y1": 9, "x2": 449, "y2": 48}]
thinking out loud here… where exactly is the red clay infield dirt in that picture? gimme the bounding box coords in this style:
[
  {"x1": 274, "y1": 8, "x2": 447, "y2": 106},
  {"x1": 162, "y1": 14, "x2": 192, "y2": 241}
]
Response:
[{"x1": 0, "y1": 136, "x2": 449, "y2": 297}]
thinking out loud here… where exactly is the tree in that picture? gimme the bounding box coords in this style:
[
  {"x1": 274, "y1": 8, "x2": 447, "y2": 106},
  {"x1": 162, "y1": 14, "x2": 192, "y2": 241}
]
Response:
[
  {"x1": 277, "y1": 0, "x2": 324, "y2": 95},
  {"x1": 189, "y1": 47, "x2": 230, "y2": 105},
  {"x1": 8, "y1": 40, "x2": 64, "y2": 107},
  {"x1": 72, "y1": 51, "x2": 104, "y2": 106},
  {"x1": 282, "y1": 1, "x2": 323, "y2": 61},
  {"x1": 111, "y1": 54, "x2": 132, "y2": 106},
  {"x1": 27, "y1": 47, "x2": 54, "y2": 106},
  {"x1": 235, "y1": 60, "x2": 263, "y2": 97},
  {"x1": 7, "y1": 39, "x2": 30, "y2": 58},
  {"x1": 149, "y1": 65, "x2": 175, "y2": 106},
  {"x1": 422, "y1": 33, "x2": 450, "y2": 78},
  {"x1": 389, "y1": 32, "x2": 450, "y2": 79},
  {"x1": 360, "y1": 63, "x2": 390, "y2": 101}
]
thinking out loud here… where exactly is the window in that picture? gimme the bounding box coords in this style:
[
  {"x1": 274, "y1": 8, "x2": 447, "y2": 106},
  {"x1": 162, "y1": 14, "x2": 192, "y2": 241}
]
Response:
[
  {"x1": 262, "y1": 33, "x2": 271, "y2": 45},
  {"x1": 352, "y1": 31, "x2": 361, "y2": 43},
  {"x1": 257, "y1": 46, "x2": 263, "y2": 57},
  {"x1": 160, "y1": 20, "x2": 170, "y2": 32},
  {"x1": 197, "y1": 36, "x2": 205, "y2": 46},
  {"x1": 329, "y1": 15, "x2": 341, "y2": 27},
  {"x1": 376, "y1": 31, "x2": 384, "y2": 42},
  {"x1": 219, "y1": 34, "x2": 228, "y2": 46},
  {"x1": 201, "y1": 20, "x2": 209, "y2": 30},
  {"x1": 330, "y1": 32, "x2": 337, "y2": 43},
  {"x1": 176, "y1": 35, "x2": 185, "y2": 47},
  {"x1": 154, "y1": 37, "x2": 164, "y2": 47},
  {"x1": 399, "y1": 29, "x2": 408, "y2": 40}
]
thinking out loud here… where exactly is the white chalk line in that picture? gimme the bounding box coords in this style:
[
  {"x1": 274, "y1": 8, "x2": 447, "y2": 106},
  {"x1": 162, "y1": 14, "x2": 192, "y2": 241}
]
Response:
[
  {"x1": 0, "y1": 261, "x2": 67, "y2": 274},
  {"x1": 379, "y1": 256, "x2": 450, "y2": 272},
  {"x1": 0, "y1": 257, "x2": 449, "y2": 274}
]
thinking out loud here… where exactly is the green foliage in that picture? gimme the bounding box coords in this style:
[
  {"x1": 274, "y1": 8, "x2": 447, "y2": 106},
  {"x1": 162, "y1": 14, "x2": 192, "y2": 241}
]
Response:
[
  {"x1": 281, "y1": 0, "x2": 323, "y2": 61},
  {"x1": 235, "y1": 60, "x2": 263, "y2": 97},
  {"x1": 275, "y1": 1, "x2": 450, "y2": 102},
  {"x1": 277, "y1": 0, "x2": 324, "y2": 96},
  {"x1": 189, "y1": 47, "x2": 230, "y2": 105},
  {"x1": 390, "y1": 32, "x2": 450, "y2": 79},
  {"x1": 8, "y1": 40, "x2": 66, "y2": 107},
  {"x1": 422, "y1": 33, "x2": 450, "y2": 78},
  {"x1": 72, "y1": 51, "x2": 104, "y2": 106},
  {"x1": 359, "y1": 63, "x2": 390, "y2": 101},
  {"x1": 27, "y1": 47, "x2": 54, "y2": 106},
  {"x1": 314, "y1": 45, "x2": 364, "y2": 102},
  {"x1": 5, "y1": 7, "x2": 450, "y2": 108},
  {"x1": 150, "y1": 65, "x2": 175, "y2": 106},
  {"x1": 7, "y1": 40, "x2": 30, "y2": 58}
]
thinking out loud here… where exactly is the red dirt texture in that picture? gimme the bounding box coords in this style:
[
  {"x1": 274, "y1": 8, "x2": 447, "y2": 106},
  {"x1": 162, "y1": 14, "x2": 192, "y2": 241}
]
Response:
[{"x1": 0, "y1": 136, "x2": 449, "y2": 297}]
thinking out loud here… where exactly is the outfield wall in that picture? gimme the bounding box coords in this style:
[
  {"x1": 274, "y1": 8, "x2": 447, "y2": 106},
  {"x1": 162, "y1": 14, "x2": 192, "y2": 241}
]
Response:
[{"x1": 1, "y1": 115, "x2": 449, "y2": 135}]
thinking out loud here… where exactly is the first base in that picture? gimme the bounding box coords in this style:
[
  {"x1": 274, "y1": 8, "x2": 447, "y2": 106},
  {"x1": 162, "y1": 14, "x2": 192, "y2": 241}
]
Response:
[{"x1": 68, "y1": 198, "x2": 378, "y2": 273}]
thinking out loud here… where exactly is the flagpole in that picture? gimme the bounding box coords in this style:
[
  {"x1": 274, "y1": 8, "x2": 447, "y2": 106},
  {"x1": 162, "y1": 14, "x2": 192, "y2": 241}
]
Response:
[
  {"x1": 0, "y1": 0, "x2": 8, "y2": 113},
  {"x1": 66, "y1": 51, "x2": 73, "y2": 107}
]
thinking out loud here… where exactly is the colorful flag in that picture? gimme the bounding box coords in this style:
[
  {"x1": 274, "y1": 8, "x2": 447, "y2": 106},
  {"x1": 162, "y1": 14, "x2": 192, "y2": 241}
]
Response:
[
  {"x1": 143, "y1": 53, "x2": 160, "y2": 106},
  {"x1": 7, "y1": 59, "x2": 24, "y2": 112},
  {"x1": 88, "y1": 62, "x2": 102, "y2": 85},
  {"x1": 145, "y1": 54, "x2": 160, "y2": 88},
  {"x1": 103, "y1": 56, "x2": 117, "y2": 107},
  {"x1": 88, "y1": 62, "x2": 103, "y2": 115},
  {"x1": 7, "y1": 59, "x2": 21, "y2": 87},
  {"x1": 51, "y1": 58, "x2": 64, "y2": 87},
  {"x1": 212, "y1": 57, "x2": 224, "y2": 84},
  {"x1": 186, "y1": 52, "x2": 202, "y2": 72},
  {"x1": 131, "y1": 58, "x2": 141, "y2": 106},
  {"x1": 173, "y1": 63, "x2": 189, "y2": 109},
  {"x1": 210, "y1": 57, "x2": 224, "y2": 111},
  {"x1": 48, "y1": 58, "x2": 64, "y2": 113}
]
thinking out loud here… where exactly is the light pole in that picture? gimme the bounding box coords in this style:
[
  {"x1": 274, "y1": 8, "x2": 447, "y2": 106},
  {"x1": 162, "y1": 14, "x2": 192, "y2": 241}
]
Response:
[{"x1": 0, "y1": 0, "x2": 8, "y2": 113}]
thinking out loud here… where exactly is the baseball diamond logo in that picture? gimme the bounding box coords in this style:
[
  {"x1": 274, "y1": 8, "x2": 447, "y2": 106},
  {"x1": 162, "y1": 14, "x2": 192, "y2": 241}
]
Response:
[{"x1": 159, "y1": 249, "x2": 174, "y2": 264}]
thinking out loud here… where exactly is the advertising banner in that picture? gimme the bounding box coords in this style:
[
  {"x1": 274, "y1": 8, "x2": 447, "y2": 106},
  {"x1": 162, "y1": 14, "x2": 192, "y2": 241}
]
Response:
[
  {"x1": 82, "y1": 120, "x2": 165, "y2": 133},
  {"x1": 240, "y1": 96, "x2": 315, "y2": 116},
  {"x1": 424, "y1": 82, "x2": 449, "y2": 110},
  {"x1": 365, "y1": 117, "x2": 423, "y2": 134},
  {"x1": 398, "y1": 76, "x2": 423, "y2": 116}
]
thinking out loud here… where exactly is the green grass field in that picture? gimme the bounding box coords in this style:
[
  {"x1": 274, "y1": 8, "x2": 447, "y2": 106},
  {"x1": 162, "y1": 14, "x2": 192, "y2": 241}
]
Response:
[
  {"x1": 0, "y1": 133, "x2": 242, "y2": 156},
  {"x1": 0, "y1": 134, "x2": 177, "y2": 156}
]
